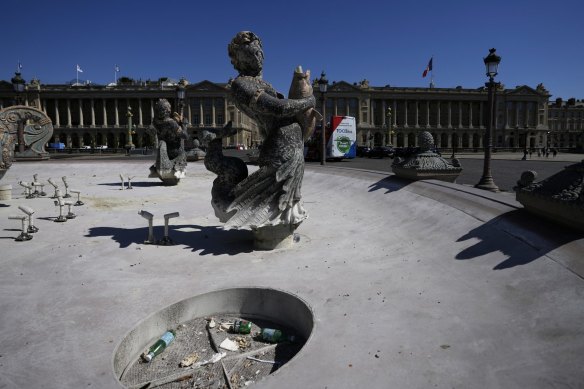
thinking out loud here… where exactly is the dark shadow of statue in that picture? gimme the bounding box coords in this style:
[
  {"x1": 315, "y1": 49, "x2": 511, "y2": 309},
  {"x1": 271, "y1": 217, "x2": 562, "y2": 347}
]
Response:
[
  {"x1": 203, "y1": 31, "x2": 316, "y2": 249},
  {"x1": 456, "y1": 209, "x2": 583, "y2": 270},
  {"x1": 148, "y1": 99, "x2": 188, "y2": 185},
  {"x1": 85, "y1": 224, "x2": 254, "y2": 256}
]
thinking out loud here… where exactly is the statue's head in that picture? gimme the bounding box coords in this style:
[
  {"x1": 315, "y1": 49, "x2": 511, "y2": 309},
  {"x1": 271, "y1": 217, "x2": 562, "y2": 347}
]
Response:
[
  {"x1": 155, "y1": 99, "x2": 171, "y2": 119},
  {"x1": 228, "y1": 31, "x2": 264, "y2": 77}
]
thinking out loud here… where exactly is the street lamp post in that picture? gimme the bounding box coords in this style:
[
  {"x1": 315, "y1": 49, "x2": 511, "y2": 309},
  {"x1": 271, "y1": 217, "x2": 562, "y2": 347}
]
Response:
[
  {"x1": 11, "y1": 71, "x2": 26, "y2": 154},
  {"x1": 176, "y1": 77, "x2": 188, "y2": 148},
  {"x1": 317, "y1": 71, "x2": 328, "y2": 166},
  {"x1": 475, "y1": 48, "x2": 501, "y2": 192},
  {"x1": 125, "y1": 106, "x2": 135, "y2": 155},
  {"x1": 386, "y1": 107, "x2": 392, "y2": 146}
]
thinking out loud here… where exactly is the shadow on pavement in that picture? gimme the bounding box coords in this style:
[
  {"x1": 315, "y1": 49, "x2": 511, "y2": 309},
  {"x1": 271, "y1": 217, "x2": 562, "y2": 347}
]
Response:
[
  {"x1": 456, "y1": 209, "x2": 583, "y2": 270},
  {"x1": 97, "y1": 181, "x2": 165, "y2": 187},
  {"x1": 368, "y1": 176, "x2": 411, "y2": 194},
  {"x1": 86, "y1": 224, "x2": 254, "y2": 255}
]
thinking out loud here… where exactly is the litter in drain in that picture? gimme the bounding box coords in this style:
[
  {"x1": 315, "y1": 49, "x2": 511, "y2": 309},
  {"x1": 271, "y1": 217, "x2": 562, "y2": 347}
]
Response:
[{"x1": 120, "y1": 315, "x2": 303, "y2": 388}]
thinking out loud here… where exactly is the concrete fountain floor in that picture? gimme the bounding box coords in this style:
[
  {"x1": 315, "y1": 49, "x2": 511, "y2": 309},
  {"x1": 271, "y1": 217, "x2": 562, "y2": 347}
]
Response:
[{"x1": 0, "y1": 160, "x2": 583, "y2": 388}]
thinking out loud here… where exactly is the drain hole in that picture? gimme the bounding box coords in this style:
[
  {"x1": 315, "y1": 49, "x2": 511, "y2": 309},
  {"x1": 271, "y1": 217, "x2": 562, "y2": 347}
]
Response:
[
  {"x1": 114, "y1": 288, "x2": 313, "y2": 388},
  {"x1": 121, "y1": 315, "x2": 302, "y2": 388}
]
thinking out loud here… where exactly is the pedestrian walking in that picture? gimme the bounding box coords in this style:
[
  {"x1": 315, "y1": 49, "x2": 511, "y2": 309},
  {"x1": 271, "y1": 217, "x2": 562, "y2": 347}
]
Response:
[{"x1": 552, "y1": 148, "x2": 557, "y2": 157}]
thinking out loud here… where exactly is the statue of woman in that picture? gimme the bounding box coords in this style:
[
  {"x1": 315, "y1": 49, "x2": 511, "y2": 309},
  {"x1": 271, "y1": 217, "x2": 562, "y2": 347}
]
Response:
[{"x1": 205, "y1": 31, "x2": 316, "y2": 231}]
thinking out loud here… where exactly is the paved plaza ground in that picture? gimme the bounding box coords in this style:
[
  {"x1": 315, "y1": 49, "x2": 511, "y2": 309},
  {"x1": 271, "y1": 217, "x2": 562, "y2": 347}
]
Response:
[{"x1": 0, "y1": 159, "x2": 583, "y2": 388}]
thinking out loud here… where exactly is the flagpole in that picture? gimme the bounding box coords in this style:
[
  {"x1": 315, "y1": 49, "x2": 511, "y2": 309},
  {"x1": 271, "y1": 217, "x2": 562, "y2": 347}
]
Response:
[{"x1": 430, "y1": 55, "x2": 434, "y2": 88}]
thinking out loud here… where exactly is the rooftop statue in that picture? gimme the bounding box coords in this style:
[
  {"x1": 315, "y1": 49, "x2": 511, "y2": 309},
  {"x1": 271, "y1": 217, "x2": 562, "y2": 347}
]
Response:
[
  {"x1": 0, "y1": 105, "x2": 53, "y2": 180},
  {"x1": 204, "y1": 31, "x2": 316, "y2": 249},
  {"x1": 148, "y1": 99, "x2": 188, "y2": 185}
]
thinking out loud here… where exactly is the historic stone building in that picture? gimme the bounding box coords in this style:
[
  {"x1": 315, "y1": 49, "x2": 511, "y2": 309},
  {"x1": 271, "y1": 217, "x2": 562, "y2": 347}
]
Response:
[
  {"x1": 547, "y1": 97, "x2": 584, "y2": 149},
  {"x1": 0, "y1": 73, "x2": 570, "y2": 152},
  {"x1": 316, "y1": 80, "x2": 552, "y2": 150},
  {"x1": 0, "y1": 77, "x2": 258, "y2": 150}
]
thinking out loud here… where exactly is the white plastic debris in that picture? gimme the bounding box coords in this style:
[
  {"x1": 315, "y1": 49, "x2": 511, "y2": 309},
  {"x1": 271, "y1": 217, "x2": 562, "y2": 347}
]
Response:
[
  {"x1": 208, "y1": 319, "x2": 216, "y2": 328},
  {"x1": 219, "y1": 338, "x2": 239, "y2": 352},
  {"x1": 192, "y1": 352, "x2": 226, "y2": 368}
]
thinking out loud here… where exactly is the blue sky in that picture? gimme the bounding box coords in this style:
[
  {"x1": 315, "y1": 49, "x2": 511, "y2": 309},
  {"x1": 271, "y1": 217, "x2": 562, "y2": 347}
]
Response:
[{"x1": 2, "y1": 0, "x2": 582, "y2": 99}]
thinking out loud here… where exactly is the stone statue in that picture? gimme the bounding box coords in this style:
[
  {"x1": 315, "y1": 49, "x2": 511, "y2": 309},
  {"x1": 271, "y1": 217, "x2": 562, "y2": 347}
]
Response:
[
  {"x1": 148, "y1": 99, "x2": 188, "y2": 185},
  {"x1": 186, "y1": 138, "x2": 206, "y2": 161},
  {"x1": 391, "y1": 131, "x2": 462, "y2": 183},
  {"x1": 204, "y1": 31, "x2": 316, "y2": 249},
  {"x1": 288, "y1": 66, "x2": 322, "y2": 141},
  {"x1": 0, "y1": 105, "x2": 53, "y2": 180}
]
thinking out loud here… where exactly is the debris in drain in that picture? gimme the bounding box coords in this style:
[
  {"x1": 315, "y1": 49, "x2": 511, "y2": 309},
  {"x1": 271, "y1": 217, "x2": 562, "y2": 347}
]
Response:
[
  {"x1": 121, "y1": 315, "x2": 304, "y2": 388},
  {"x1": 207, "y1": 318, "x2": 216, "y2": 328},
  {"x1": 246, "y1": 356, "x2": 281, "y2": 365},
  {"x1": 219, "y1": 338, "x2": 239, "y2": 352},
  {"x1": 179, "y1": 353, "x2": 199, "y2": 367},
  {"x1": 258, "y1": 328, "x2": 296, "y2": 343},
  {"x1": 231, "y1": 319, "x2": 252, "y2": 334},
  {"x1": 141, "y1": 329, "x2": 176, "y2": 362},
  {"x1": 235, "y1": 336, "x2": 250, "y2": 350},
  {"x1": 195, "y1": 352, "x2": 226, "y2": 367}
]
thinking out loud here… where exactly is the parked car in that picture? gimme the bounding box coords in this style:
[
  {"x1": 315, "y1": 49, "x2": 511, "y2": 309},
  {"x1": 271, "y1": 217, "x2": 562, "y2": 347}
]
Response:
[
  {"x1": 356, "y1": 146, "x2": 372, "y2": 157},
  {"x1": 367, "y1": 146, "x2": 395, "y2": 158}
]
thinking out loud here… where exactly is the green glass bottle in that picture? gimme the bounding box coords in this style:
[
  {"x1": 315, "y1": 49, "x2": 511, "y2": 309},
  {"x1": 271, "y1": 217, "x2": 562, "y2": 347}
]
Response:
[
  {"x1": 142, "y1": 329, "x2": 176, "y2": 362},
  {"x1": 260, "y1": 328, "x2": 296, "y2": 343},
  {"x1": 232, "y1": 320, "x2": 252, "y2": 334}
]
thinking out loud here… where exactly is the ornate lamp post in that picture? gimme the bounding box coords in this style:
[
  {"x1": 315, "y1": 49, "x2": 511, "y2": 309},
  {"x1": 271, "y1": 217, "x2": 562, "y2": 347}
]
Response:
[
  {"x1": 317, "y1": 71, "x2": 328, "y2": 165},
  {"x1": 176, "y1": 77, "x2": 187, "y2": 118},
  {"x1": 11, "y1": 71, "x2": 26, "y2": 153},
  {"x1": 125, "y1": 106, "x2": 135, "y2": 155},
  {"x1": 475, "y1": 48, "x2": 501, "y2": 192}
]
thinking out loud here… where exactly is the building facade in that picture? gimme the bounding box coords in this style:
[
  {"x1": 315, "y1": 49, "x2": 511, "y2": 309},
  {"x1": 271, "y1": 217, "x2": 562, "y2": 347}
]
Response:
[
  {"x1": 0, "y1": 77, "x2": 259, "y2": 150},
  {"x1": 315, "y1": 80, "x2": 552, "y2": 151},
  {"x1": 2, "y1": 74, "x2": 576, "y2": 152},
  {"x1": 547, "y1": 97, "x2": 584, "y2": 149}
]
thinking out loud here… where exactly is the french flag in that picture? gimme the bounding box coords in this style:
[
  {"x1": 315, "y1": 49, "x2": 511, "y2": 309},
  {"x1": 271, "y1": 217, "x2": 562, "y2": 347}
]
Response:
[{"x1": 422, "y1": 57, "x2": 433, "y2": 78}]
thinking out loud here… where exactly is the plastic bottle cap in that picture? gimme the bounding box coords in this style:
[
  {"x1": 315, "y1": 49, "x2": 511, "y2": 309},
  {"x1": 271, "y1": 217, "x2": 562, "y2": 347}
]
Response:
[{"x1": 142, "y1": 353, "x2": 153, "y2": 362}]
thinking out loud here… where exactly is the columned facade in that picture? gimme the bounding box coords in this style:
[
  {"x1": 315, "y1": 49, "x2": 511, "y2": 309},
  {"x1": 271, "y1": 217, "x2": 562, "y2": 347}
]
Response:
[
  {"x1": 0, "y1": 79, "x2": 259, "y2": 150},
  {"x1": 0, "y1": 77, "x2": 558, "y2": 152},
  {"x1": 322, "y1": 80, "x2": 550, "y2": 150}
]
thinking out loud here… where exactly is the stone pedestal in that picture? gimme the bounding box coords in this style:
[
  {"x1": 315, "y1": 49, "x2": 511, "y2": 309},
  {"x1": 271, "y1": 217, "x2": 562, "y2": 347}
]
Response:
[
  {"x1": 0, "y1": 184, "x2": 12, "y2": 201},
  {"x1": 392, "y1": 131, "x2": 462, "y2": 183},
  {"x1": 515, "y1": 161, "x2": 584, "y2": 231},
  {"x1": 252, "y1": 224, "x2": 296, "y2": 250}
]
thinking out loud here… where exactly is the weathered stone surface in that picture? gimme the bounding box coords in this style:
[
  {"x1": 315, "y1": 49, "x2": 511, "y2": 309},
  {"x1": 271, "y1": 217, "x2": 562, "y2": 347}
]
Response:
[
  {"x1": 392, "y1": 131, "x2": 462, "y2": 182},
  {"x1": 148, "y1": 99, "x2": 188, "y2": 185},
  {"x1": 204, "y1": 31, "x2": 316, "y2": 246},
  {"x1": 515, "y1": 160, "x2": 584, "y2": 231}
]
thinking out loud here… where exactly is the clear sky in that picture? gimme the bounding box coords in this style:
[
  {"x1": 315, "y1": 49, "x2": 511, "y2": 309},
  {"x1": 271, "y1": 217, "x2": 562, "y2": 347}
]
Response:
[{"x1": 2, "y1": 0, "x2": 582, "y2": 99}]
